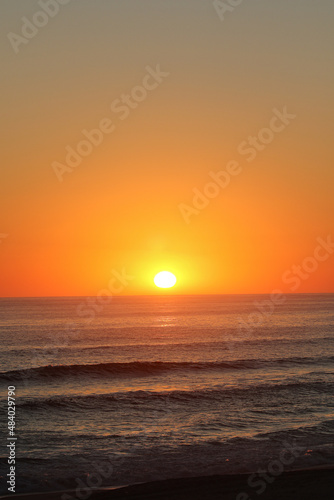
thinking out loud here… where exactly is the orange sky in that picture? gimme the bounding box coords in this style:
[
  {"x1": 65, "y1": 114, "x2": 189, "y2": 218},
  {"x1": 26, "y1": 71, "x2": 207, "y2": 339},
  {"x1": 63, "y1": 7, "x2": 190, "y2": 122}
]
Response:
[{"x1": 1, "y1": 0, "x2": 333, "y2": 297}]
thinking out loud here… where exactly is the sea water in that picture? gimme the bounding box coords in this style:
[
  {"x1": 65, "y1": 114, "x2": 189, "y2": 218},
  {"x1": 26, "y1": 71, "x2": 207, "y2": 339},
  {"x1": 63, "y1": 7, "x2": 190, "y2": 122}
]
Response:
[{"x1": 0, "y1": 294, "x2": 333, "y2": 494}]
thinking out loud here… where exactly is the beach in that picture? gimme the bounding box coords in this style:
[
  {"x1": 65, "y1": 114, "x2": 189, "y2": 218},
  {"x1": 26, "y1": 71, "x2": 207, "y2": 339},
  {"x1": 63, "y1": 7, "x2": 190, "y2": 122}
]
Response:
[{"x1": 2, "y1": 468, "x2": 333, "y2": 500}]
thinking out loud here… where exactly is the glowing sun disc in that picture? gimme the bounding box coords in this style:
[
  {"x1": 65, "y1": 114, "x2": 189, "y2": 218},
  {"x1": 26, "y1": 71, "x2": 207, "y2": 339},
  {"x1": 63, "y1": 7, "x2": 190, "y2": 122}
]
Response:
[{"x1": 154, "y1": 271, "x2": 177, "y2": 288}]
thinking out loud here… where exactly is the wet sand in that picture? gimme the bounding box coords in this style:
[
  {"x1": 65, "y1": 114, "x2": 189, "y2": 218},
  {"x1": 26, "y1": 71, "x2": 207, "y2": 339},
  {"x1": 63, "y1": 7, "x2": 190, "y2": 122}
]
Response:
[{"x1": 2, "y1": 467, "x2": 333, "y2": 500}]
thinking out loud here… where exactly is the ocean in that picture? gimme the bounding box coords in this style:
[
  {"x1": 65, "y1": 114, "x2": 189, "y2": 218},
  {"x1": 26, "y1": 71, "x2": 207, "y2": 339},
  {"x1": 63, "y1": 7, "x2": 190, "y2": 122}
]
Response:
[{"x1": 0, "y1": 294, "x2": 333, "y2": 495}]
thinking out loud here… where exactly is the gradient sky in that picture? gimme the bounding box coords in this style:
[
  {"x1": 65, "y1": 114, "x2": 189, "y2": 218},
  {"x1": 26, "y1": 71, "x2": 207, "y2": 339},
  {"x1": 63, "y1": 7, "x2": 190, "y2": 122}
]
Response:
[{"x1": 1, "y1": 0, "x2": 333, "y2": 296}]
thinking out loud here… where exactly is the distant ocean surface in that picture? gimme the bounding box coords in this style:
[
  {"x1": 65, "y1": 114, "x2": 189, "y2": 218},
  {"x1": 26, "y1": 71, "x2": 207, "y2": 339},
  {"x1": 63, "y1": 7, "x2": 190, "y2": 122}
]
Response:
[{"x1": 0, "y1": 294, "x2": 333, "y2": 495}]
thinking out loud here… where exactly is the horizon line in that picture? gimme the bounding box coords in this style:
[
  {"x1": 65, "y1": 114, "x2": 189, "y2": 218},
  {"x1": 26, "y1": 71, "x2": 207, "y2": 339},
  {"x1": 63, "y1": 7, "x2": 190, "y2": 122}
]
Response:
[{"x1": 0, "y1": 292, "x2": 333, "y2": 299}]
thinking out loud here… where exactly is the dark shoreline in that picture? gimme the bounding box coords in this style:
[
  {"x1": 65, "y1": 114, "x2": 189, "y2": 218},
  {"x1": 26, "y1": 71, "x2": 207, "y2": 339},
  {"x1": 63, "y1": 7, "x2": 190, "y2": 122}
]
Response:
[{"x1": 2, "y1": 467, "x2": 333, "y2": 500}]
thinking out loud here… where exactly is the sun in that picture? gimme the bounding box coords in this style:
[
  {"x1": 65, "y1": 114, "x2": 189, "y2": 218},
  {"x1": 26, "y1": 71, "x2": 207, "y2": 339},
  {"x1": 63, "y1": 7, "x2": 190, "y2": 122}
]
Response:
[{"x1": 154, "y1": 271, "x2": 177, "y2": 288}]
